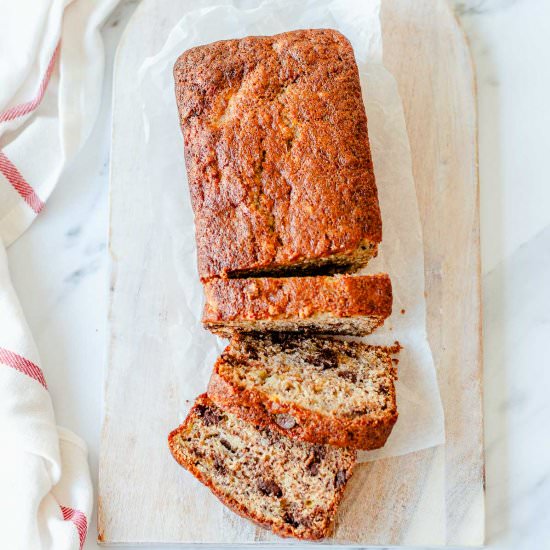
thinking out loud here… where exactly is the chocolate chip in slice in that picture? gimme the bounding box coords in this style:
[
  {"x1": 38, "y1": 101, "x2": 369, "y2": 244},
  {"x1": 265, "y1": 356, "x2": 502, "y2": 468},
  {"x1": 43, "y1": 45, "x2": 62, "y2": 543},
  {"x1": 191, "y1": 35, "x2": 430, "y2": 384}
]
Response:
[
  {"x1": 205, "y1": 409, "x2": 223, "y2": 426},
  {"x1": 243, "y1": 345, "x2": 259, "y2": 361},
  {"x1": 257, "y1": 478, "x2": 283, "y2": 498},
  {"x1": 313, "y1": 445, "x2": 327, "y2": 461},
  {"x1": 338, "y1": 370, "x2": 358, "y2": 383},
  {"x1": 219, "y1": 438, "x2": 233, "y2": 452},
  {"x1": 306, "y1": 445, "x2": 326, "y2": 476},
  {"x1": 341, "y1": 346, "x2": 358, "y2": 359},
  {"x1": 267, "y1": 332, "x2": 299, "y2": 352},
  {"x1": 195, "y1": 404, "x2": 207, "y2": 416},
  {"x1": 195, "y1": 404, "x2": 223, "y2": 426},
  {"x1": 307, "y1": 462, "x2": 319, "y2": 476},
  {"x1": 213, "y1": 456, "x2": 227, "y2": 475},
  {"x1": 283, "y1": 512, "x2": 300, "y2": 528},
  {"x1": 307, "y1": 348, "x2": 338, "y2": 370}
]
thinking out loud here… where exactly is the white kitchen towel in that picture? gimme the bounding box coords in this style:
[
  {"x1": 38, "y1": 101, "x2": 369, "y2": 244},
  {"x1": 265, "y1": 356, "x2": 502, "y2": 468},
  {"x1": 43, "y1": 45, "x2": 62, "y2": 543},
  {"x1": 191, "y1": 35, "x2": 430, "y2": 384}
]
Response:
[{"x1": 0, "y1": 0, "x2": 117, "y2": 548}]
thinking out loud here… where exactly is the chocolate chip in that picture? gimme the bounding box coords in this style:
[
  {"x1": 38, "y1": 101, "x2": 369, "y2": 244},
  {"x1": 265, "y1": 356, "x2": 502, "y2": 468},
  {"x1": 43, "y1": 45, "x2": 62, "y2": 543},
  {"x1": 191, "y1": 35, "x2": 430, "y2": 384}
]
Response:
[
  {"x1": 195, "y1": 405, "x2": 223, "y2": 426},
  {"x1": 334, "y1": 469, "x2": 347, "y2": 488},
  {"x1": 266, "y1": 332, "x2": 299, "y2": 351},
  {"x1": 341, "y1": 347, "x2": 358, "y2": 359},
  {"x1": 257, "y1": 478, "x2": 283, "y2": 497},
  {"x1": 220, "y1": 353, "x2": 238, "y2": 367},
  {"x1": 274, "y1": 414, "x2": 296, "y2": 430},
  {"x1": 313, "y1": 445, "x2": 327, "y2": 461},
  {"x1": 307, "y1": 462, "x2": 319, "y2": 476},
  {"x1": 243, "y1": 344, "x2": 259, "y2": 360},
  {"x1": 338, "y1": 370, "x2": 357, "y2": 383},
  {"x1": 213, "y1": 456, "x2": 226, "y2": 475},
  {"x1": 307, "y1": 348, "x2": 338, "y2": 370},
  {"x1": 220, "y1": 438, "x2": 233, "y2": 452},
  {"x1": 266, "y1": 332, "x2": 290, "y2": 345},
  {"x1": 305, "y1": 445, "x2": 326, "y2": 475},
  {"x1": 283, "y1": 512, "x2": 300, "y2": 528},
  {"x1": 204, "y1": 408, "x2": 223, "y2": 426},
  {"x1": 193, "y1": 448, "x2": 204, "y2": 459}
]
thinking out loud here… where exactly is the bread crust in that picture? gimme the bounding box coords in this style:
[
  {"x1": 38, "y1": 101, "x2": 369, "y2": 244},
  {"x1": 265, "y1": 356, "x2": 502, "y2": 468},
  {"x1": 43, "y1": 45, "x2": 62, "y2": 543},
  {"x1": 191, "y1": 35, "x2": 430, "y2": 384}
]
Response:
[
  {"x1": 174, "y1": 29, "x2": 381, "y2": 281},
  {"x1": 208, "y1": 353, "x2": 398, "y2": 450},
  {"x1": 168, "y1": 394, "x2": 354, "y2": 540},
  {"x1": 203, "y1": 274, "x2": 392, "y2": 335}
]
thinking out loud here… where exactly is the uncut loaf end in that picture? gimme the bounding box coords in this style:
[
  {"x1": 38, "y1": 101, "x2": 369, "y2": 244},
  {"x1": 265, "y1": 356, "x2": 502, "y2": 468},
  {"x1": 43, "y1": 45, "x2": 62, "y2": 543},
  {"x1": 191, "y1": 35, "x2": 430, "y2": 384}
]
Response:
[
  {"x1": 203, "y1": 274, "x2": 392, "y2": 337},
  {"x1": 174, "y1": 28, "x2": 381, "y2": 282}
]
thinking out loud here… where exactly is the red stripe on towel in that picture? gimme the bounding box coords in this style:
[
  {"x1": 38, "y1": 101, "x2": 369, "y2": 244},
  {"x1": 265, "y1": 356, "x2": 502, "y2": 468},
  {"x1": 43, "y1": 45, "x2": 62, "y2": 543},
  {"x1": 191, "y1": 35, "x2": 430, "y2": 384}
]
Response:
[
  {"x1": 60, "y1": 506, "x2": 88, "y2": 550},
  {"x1": 0, "y1": 42, "x2": 60, "y2": 123},
  {"x1": 0, "y1": 347, "x2": 47, "y2": 389},
  {"x1": 0, "y1": 152, "x2": 45, "y2": 213}
]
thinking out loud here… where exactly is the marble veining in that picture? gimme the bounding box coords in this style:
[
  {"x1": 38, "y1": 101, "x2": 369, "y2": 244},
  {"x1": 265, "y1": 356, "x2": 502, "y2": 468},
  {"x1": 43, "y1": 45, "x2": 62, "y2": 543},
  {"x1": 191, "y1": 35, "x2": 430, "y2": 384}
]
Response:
[
  {"x1": 5, "y1": 1, "x2": 549, "y2": 548},
  {"x1": 454, "y1": 0, "x2": 518, "y2": 16}
]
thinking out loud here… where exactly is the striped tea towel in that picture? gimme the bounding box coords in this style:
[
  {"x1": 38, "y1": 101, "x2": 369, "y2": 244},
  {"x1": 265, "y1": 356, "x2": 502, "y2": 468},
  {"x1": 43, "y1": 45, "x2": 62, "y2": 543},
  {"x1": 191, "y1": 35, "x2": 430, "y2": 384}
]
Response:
[{"x1": 0, "y1": 0, "x2": 118, "y2": 548}]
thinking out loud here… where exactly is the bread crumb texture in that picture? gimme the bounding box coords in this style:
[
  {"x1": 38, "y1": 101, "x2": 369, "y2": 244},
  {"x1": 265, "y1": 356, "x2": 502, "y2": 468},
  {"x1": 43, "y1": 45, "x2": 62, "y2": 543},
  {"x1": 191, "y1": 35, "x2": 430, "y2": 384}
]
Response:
[
  {"x1": 168, "y1": 394, "x2": 356, "y2": 540},
  {"x1": 208, "y1": 334, "x2": 399, "y2": 449}
]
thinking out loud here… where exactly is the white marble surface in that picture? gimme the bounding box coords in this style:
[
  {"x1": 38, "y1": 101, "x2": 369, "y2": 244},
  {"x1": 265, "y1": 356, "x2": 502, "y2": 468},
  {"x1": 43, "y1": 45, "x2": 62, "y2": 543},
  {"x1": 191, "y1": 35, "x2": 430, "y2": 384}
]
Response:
[{"x1": 6, "y1": 0, "x2": 549, "y2": 548}]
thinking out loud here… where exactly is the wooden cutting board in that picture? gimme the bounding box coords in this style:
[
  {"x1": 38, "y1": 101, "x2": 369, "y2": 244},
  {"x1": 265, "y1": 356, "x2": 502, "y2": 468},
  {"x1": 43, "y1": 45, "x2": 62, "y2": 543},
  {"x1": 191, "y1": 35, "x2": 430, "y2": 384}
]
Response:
[{"x1": 99, "y1": 0, "x2": 483, "y2": 545}]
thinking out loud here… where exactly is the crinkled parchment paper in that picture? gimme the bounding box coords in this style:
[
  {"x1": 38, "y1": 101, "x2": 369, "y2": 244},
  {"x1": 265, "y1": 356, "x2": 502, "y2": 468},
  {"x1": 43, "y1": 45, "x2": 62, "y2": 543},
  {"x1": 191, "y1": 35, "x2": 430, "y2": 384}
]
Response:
[{"x1": 137, "y1": 0, "x2": 445, "y2": 461}]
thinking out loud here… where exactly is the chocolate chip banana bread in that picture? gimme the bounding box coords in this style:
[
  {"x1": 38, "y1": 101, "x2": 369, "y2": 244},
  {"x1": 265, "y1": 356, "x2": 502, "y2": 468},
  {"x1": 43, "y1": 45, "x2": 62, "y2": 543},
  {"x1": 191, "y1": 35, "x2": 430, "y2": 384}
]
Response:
[
  {"x1": 208, "y1": 335, "x2": 398, "y2": 450},
  {"x1": 174, "y1": 29, "x2": 381, "y2": 282},
  {"x1": 168, "y1": 394, "x2": 356, "y2": 540},
  {"x1": 203, "y1": 273, "x2": 392, "y2": 337}
]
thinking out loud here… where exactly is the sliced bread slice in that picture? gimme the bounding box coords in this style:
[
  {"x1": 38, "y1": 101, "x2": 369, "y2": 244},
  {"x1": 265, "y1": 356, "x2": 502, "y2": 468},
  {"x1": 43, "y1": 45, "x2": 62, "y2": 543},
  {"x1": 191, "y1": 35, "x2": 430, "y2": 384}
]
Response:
[
  {"x1": 168, "y1": 394, "x2": 356, "y2": 540},
  {"x1": 208, "y1": 335, "x2": 399, "y2": 450},
  {"x1": 202, "y1": 274, "x2": 392, "y2": 338}
]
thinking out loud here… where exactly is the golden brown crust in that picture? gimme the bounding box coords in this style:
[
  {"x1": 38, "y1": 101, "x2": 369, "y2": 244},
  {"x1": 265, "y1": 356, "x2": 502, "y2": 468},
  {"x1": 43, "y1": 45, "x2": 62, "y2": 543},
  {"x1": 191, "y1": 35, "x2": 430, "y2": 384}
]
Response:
[
  {"x1": 168, "y1": 394, "x2": 353, "y2": 540},
  {"x1": 203, "y1": 274, "x2": 392, "y2": 332},
  {"x1": 207, "y1": 349, "x2": 398, "y2": 451},
  {"x1": 174, "y1": 29, "x2": 381, "y2": 281}
]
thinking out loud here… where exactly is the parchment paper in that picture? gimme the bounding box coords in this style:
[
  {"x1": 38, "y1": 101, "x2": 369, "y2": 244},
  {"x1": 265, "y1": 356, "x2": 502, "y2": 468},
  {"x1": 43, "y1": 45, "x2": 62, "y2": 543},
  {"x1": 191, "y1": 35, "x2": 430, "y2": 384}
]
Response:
[{"x1": 137, "y1": 0, "x2": 445, "y2": 461}]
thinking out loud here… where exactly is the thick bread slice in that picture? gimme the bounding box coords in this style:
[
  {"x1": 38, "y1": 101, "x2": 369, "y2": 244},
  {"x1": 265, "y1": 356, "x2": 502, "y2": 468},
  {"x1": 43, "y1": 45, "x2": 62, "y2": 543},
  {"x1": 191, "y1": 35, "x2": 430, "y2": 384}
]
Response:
[
  {"x1": 168, "y1": 394, "x2": 356, "y2": 540},
  {"x1": 208, "y1": 335, "x2": 398, "y2": 450},
  {"x1": 203, "y1": 274, "x2": 392, "y2": 338}
]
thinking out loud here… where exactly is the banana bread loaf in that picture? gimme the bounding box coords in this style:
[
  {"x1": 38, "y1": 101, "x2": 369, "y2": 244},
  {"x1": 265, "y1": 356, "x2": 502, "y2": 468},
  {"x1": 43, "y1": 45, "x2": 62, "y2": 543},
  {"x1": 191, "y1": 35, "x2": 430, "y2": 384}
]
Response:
[
  {"x1": 207, "y1": 335, "x2": 399, "y2": 450},
  {"x1": 174, "y1": 29, "x2": 381, "y2": 282},
  {"x1": 168, "y1": 394, "x2": 356, "y2": 540},
  {"x1": 203, "y1": 274, "x2": 392, "y2": 337}
]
